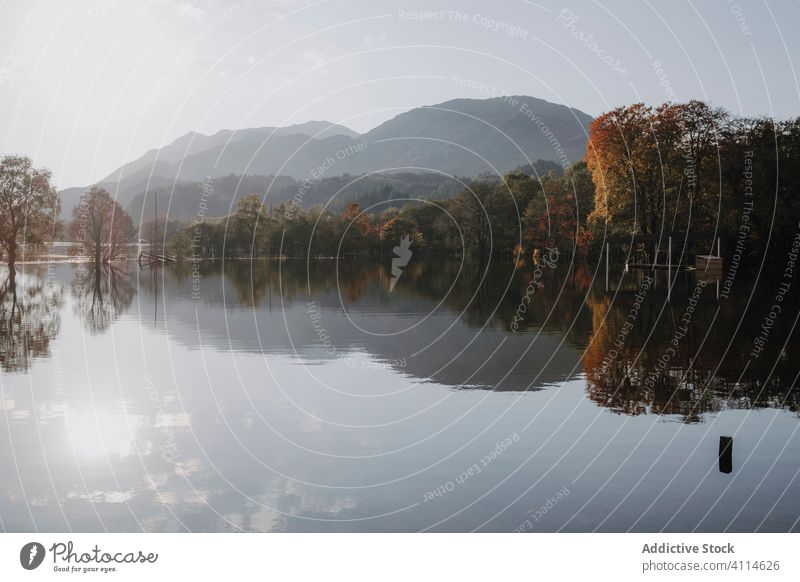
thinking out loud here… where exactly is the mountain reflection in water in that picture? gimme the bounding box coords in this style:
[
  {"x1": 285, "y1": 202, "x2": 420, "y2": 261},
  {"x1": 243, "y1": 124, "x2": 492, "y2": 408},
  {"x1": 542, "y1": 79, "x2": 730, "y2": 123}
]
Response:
[{"x1": 0, "y1": 258, "x2": 797, "y2": 532}]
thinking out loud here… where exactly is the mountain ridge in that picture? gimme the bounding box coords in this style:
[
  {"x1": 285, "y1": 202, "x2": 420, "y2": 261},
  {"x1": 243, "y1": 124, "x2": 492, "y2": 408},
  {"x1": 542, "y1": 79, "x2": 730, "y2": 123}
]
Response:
[{"x1": 59, "y1": 95, "x2": 592, "y2": 219}]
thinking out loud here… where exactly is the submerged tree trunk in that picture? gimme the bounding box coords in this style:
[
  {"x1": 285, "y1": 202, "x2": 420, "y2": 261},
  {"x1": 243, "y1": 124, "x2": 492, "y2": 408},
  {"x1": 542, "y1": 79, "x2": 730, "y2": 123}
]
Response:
[{"x1": 7, "y1": 242, "x2": 17, "y2": 285}]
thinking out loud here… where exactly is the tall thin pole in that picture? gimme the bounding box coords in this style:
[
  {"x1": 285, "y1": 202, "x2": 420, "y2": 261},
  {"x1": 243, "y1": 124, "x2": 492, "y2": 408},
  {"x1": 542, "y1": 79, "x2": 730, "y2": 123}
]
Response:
[
  {"x1": 605, "y1": 242, "x2": 610, "y2": 292},
  {"x1": 668, "y1": 236, "x2": 672, "y2": 302},
  {"x1": 154, "y1": 190, "x2": 158, "y2": 254}
]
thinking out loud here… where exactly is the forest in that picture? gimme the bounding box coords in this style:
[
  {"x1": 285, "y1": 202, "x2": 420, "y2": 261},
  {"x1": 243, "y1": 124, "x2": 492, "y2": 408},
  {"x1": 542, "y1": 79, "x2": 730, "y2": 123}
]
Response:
[{"x1": 2, "y1": 99, "x2": 799, "y2": 267}]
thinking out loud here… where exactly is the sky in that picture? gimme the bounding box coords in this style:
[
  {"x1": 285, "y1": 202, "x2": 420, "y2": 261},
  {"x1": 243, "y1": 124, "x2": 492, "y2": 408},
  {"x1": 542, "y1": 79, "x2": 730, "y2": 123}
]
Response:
[{"x1": 1, "y1": 0, "x2": 798, "y2": 189}]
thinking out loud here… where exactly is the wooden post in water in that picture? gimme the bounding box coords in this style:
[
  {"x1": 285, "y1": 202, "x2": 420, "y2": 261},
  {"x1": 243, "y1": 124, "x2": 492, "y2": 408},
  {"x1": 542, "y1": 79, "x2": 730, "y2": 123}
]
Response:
[
  {"x1": 716, "y1": 237, "x2": 722, "y2": 301},
  {"x1": 154, "y1": 190, "x2": 159, "y2": 255},
  {"x1": 605, "y1": 242, "x2": 610, "y2": 292},
  {"x1": 719, "y1": 436, "x2": 733, "y2": 474},
  {"x1": 668, "y1": 236, "x2": 672, "y2": 302}
]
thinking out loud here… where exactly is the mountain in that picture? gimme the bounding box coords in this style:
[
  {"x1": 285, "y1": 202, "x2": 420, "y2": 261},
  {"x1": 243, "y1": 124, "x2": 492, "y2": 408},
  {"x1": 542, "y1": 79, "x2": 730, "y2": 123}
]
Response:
[
  {"x1": 59, "y1": 96, "x2": 592, "y2": 218},
  {"x1": 103, "y1": 121, "x2": 359, "y2": 184},
  {"x1": 359, "y1": 96, "x2": 591, "y2": 174}
]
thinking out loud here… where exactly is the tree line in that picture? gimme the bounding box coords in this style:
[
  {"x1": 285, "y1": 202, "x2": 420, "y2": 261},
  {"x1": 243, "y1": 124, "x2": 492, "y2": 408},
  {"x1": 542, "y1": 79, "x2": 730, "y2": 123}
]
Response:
[
  {"x1": 165, "y1": 162, "x2": 592, "y2": 260},
  {"x1": 1, "y1": 99, "x2": 800, "y2": 270},
  {"x1": 586, "y1": 100, "x2": 800, "y2": 259}
]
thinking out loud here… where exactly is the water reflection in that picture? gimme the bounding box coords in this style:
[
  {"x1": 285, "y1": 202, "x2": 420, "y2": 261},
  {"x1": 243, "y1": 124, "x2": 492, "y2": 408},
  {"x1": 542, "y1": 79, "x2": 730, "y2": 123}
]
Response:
[
  {"x1": 71, "y1": 264, "x2": 134, "y2": 333},
  {"x1": 0, "y1": 258, "x2": 798, "y2": 532},
  {"x1": 0, "y1": 266, "x2": 62, "y2": 373},
  {"x1": 140, "y1": 258, "x2": 798, "y2": 420},
  {"x1": 582, "y1": 270, "x2": 800, "y2": 422},
  {"x1": 3, "y1": 258, "x2": 798, "y2": 410}
]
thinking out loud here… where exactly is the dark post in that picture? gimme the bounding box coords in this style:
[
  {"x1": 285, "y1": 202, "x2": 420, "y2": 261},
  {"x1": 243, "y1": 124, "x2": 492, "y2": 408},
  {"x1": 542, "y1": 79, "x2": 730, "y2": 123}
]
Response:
[
  {"x1": 719, "y1": 436, "x2": 733, "y2": 474},
  {"x1": 154, "y1": 190, "x2": 158, "y2": 255}
]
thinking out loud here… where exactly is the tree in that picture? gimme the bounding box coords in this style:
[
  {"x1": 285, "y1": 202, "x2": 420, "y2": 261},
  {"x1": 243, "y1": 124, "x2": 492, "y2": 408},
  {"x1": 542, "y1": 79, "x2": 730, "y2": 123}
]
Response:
[
  {"x1": 70, "y1": 186, "x2": 132, "y2": 266},
  {"x1": 524, "y1": 173, "x2": 577, "y2": 253},
  {"x1": 0, "y1": 155, "x2": 60, "y2": 276},
  {"x1": 564, "y1": 162, "x2": 595, "y2": 227},
  {"x1": 339, "y1": 202, "x2": 375, "y2": 255},
  {"x1": 141, "y1": 214, "x2": 163, "y2": 255},
  {"x1": 379, "y1": 215, "x2": 421, "y2": 253},
  {"x1": 230, "y1": 194, "x2": 269, "y2": 256},
  {"x1": 168, "y1": 228, "x2": 193, "y2": 258},
  {"x1": 586, "y1": 103, "x2": 659, "y2": 236},
  {"x1": 673, "y1": 100, "x2": 727, "y2": 227},
  {"x1": 448, "y1": 181, "x2": 496, "y2": 258}
]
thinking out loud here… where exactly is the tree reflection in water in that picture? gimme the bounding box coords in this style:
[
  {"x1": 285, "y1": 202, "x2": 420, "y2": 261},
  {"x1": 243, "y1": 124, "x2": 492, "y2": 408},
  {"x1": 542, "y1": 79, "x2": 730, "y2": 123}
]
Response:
[
  {"x1": 175, "y1": 258, "x2": 800, "y2": 422},
  {"x1": 71, "y1": 263, "x2": 134, "y2": 333},
  {"x1": 2, "y1": 257, "x2": 796, "y2": 424},
  {"x1": 0, "y1": 266, "x2": 62, "y2": 372},
  {"x1": 580, "y1": 269, "x2": 800, "y2": 422}
]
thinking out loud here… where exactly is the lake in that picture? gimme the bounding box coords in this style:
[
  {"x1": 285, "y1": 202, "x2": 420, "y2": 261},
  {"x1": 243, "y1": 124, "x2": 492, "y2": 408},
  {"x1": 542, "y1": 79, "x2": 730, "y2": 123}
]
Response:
[{"x1": 0, "y1": 257, "x2": 798, "y2": 532}]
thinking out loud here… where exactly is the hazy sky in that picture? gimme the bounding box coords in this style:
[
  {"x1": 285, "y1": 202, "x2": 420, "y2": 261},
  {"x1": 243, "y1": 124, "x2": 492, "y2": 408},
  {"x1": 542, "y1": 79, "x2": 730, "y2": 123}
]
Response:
[{"x1": 1, "y1": 0, "x2": 798, "y2": 188}]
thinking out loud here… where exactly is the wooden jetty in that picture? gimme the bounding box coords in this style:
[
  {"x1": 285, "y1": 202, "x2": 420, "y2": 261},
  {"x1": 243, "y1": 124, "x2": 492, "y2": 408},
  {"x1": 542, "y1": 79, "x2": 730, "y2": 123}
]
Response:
[
  {"x1": 602, "y1": 232, "x2": 721, "y2": 272},
  {"x1": 603, "y1": 232, "x2": 724, "y2": 300},
  {"x1": 696, "y1": 254, "x2": 723, "y2": 272},
  {"x1": 138, "y1": 250, "x2": 177, "y2": 266},
  {"x1": 625, "y1": 263, "x2": 695, "y2": 271}
]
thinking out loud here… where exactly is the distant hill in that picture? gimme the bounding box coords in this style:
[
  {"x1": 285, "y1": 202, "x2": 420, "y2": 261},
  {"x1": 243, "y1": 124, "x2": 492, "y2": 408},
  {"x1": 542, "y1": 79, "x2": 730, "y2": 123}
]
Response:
[
  {"x1": 102, "y1": 121, "x2": 359, "y2": 184},
  {"x1": 58, "y1": 96, "x2": 592, "y2": 219},
  {"x1": 359, "y1": 96, "x2": 590, "y2": 174},
  {"x1": 127, "y1": 172, "x2": 467, "y2": 223}
]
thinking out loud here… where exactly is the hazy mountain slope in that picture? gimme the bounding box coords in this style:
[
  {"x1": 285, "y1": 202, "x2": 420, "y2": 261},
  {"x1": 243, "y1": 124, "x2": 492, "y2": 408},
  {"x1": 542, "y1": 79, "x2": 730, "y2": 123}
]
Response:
[
  {"x1": 360, "y1": 96, "x2": 591, "y2": 175},
  {"x1": 59, "y1": 96, "x2": 592, "y2": 219},
  {"x1": 102, "y1": 121, "x2": 359, "y2": 184},
  {"x1": 127, "y1": 172, "x2": 466, "y2": 223}
]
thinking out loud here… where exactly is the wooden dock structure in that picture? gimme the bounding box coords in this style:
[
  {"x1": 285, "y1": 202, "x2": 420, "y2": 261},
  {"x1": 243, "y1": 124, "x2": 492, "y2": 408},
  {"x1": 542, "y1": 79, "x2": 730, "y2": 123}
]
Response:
[
  {"x1": 138, "y1": 250, "x2": 177, "y2": 266},
  {"x1": 605, "y1": 232, "x2": 719, "y2": 270},
  {"x1": 603, "y1": 232, "x2": 723, "y2": 300}
]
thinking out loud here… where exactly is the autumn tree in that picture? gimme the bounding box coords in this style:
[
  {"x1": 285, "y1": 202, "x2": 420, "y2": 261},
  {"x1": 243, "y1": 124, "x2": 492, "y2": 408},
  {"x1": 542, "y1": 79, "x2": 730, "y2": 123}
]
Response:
[
  {"x1": 340, "y1": 202, "x2": 374, "y2": 255},
  {"x1": 524, "y1": 172, "x2": 577, "y2": 253},
  {"x1": 522, "y1": 163, "x2": 595, "y2": 254},
  {"x1": 0, "y1": 155, "x2": 60, "y2": 276},
  {"x1": 379, "y1": 215, "x2": 421, "y2": 252},
  {"x1": 586, "y1": 101, "x2": 729, "y2": 243},
  {"x1": 70, "y1": 186, "x2": 133, "y2": 266},
  {"x1": 585, "y1": 103, "x2": 662, "y2": 236}
]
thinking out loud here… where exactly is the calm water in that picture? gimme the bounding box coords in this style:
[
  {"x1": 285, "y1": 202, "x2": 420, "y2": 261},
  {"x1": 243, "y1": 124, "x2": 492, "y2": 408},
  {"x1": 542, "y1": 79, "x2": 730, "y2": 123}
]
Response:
[{"x1": 0, "y1": 257, "x2": 798, "y2": 532}]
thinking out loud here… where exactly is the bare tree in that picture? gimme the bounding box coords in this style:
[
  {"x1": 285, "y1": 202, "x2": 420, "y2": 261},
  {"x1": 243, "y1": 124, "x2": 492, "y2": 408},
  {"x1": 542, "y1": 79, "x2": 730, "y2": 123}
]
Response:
[
  {"x1": 70, "y1": 186, "x2": 133, "y2": 266},
  {"x1": 0, "y1": 155, "x2": 60, "y2": 277}
]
